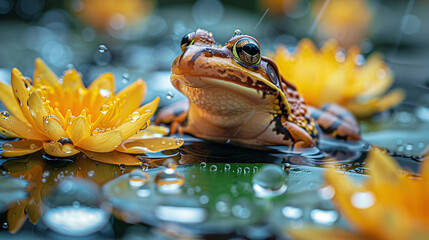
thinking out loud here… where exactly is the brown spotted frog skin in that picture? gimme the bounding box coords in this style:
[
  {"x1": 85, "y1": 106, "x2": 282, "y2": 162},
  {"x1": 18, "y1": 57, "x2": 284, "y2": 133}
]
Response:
[{"x1": 157, "y1": 29, "x2": 360, "y2": 150}]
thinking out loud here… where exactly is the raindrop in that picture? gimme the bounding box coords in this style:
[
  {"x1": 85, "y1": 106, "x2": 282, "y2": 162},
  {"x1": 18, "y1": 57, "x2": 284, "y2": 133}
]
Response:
[
  {"x1": 87, "y1": 170, "x2": 95, "y2": 178},
  {"x1": 100, "y1": 105, "x2": 110, "y2": 114},
  {"x1": 155, "y1": 168, "x2": 185, "y2": 193},
  {"x1": 1, "y1": 111, "x2": 9, "y2": 119},
  {"x1": 2, "y1": 143, "x2": 14, "y2": 151},
  {"x1": 209, "y1": 165, "x2": 217, "y2": 172},
  {"x1": 351, "y1": 192, "x2": 375, "y2": 209},
  {"x1": 166, "y1": 91, "x2": 174, "y2": 100},
  {"x1": 98, "y1": 45, "x2": 108, "y2": 53},
  {"x1": 128, "y1": 169, "x2": 149, "y2": 188},
  {"x1": 129, "y1": 112, "x2": 140, "y2": 122},
  {"x1": 282, "y1": 206, "x2": 303, "y2": 219},
  {"x1": 2, "y1": 222, "x2": 8, "y2": 229},
  {"x1": 252, "y1": 165, "x2": 287, "y2": 198},
  {"x1": 224, "y1": 164, "x2": 231, "y2": 171},
  {"x1": 200, "y1": 162, "x2": 207, "y2": 168},
  {"x1": 310, "y1": 208, "x2": 338, "y2": 225},
  {"x1": 121, "y1": 73, "x2": 129, "y2": 84}
]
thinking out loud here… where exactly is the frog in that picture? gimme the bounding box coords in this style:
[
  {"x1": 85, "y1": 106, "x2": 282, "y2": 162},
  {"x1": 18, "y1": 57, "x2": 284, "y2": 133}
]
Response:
[{"x1": 156, "y1": 29, "x2": 360, "y2": 150}]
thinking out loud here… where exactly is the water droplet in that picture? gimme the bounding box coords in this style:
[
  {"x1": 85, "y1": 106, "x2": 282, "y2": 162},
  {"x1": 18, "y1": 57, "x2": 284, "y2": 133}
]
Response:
[
  {"x1": 98, "y1": 44, "x2": 108, "y2": 53},
  {"x1": 405, "y1": 144, "x2": 413, "y2": 151},
  {"x1": 128, "y1": 169, "x2": 149, "y2": 188},
  {"x1": 252, "y1": 166, "x2": 258, "y2": 173},
  {"x1": 68, "y1": 116, "x2": 76, "y2": 125},
  {"x1": 335, "y1": 51, "x2": 345, "y2": 63},
  {"x1": 121, "y1": 73, "x2": 129, "y2": 84},
  {"x1": 209, "y1": 165, "x2": 217, "y2": 171},
  {"x1": 100, "y1": 105, "x2": 110, "y2": 114},
  {"x1": 99, "y1": 89, "x2": 111, "y2": 98},
  {"x1": 2, "y1": 143, "x2": 14, "y2": 151},
  {"x1": 234, "y1": 29, "x2": 241, "y2": 36},
  {"x1": 2, "y1": 222, "x2": 8, "y2": 229},
  {"x1": 318, "y1": 185, "x2": 335, "y2": 200},
  {"x1": 44, "y1": 115, "x2": 63, "y2": 126},
  {"x1": 1, "y1": 111, "x2": 9, "y2": 119},
  {"x1": 252, "y1": 165, "x2": 287, "y2": 198},
  {"x1": 200, "y1": 162, "x2": 207, "y2": 168},
  {"x1": 351, "y1": 192, "x2": 375, "y2": 209},
  {"x1": 310, "y1": 208, "x2": 339, "y2": 225},
  {"x1": 354, "y1": 54, "x2": 365, "y2": 65},
  {"x1": 162, "y1": 158, "x2": 176, "y2": 168},
  {"x1": 155, "y1": 168, "x2": 185, "y2": 193},
  {"x1": 129, "y1": 112, "x2": 140, "y2": 122},
  {"x1": 224, "y1": 164, "x2": 231, "y2": 171},
  {"x1": 237, "y1": 167, "x2": 242, "y2": 174},
  {"x1": 166, "y1": 91, "x2": 174, "y2": 100},
  {"x1": 199, "y1": 195, "x2": 209, "y2": 204},
  {"x1": 61, "y1": 143, "x2": 74, "y2": 154},
  {"x1": 29, "y1": 143, "x2": 37, "y2": 150},
  {"x1": 43, "y1": 171, "x2": 50, "y2": 178},
  {"x1": 244, "y1": 167, "x2": 250, "y2": 174},
  {"x1": 87, "y1": 170, "x2": 95, "y2": 178},
  {"x1": 416, "y1": 106, "x2": 429, "y2": 122},
  {"x1": 232, "y1": 199, "x2": 252, "y2": 219},
  {"x1": 282, "y1": 206, "x2": 303, "y2": 219},
  {"x1": 284, "y1": 163, "x2": 291, "y2": 172}
]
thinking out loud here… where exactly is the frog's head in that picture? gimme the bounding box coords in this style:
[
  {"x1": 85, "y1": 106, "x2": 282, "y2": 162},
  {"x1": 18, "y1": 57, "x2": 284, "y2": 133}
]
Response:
[{"x1": 171, "y1": 29, "x2": 314, "y2": 135}]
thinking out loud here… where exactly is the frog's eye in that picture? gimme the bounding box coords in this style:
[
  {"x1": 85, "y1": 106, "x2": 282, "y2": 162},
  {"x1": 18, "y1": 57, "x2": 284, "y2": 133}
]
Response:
[
  {"x1": 233, "y1": 38, "x2": 261, "y2": 66},
  {"x1": 181, "y1": 32, "x2": 195, "y2": 52}
]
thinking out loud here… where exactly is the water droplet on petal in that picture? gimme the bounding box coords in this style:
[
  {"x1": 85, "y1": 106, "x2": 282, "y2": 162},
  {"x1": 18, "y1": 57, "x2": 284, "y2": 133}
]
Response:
[
  {"x1": 98, "y1": 45, "x2": 108, "y2": 53},
  {"x1": 87, "y1": 170, "x2": 95, "y2": 178},
  {"x1": 1, "y1": 111, "x2": 9, "y2": 119},
  {"x1": 129, "y1": 112, "x2": 140, "y2": 122},
  {"x1": 252, "y1": 165, "x2": 287, "y2": 198},
  {"x1": 100, "y1": 105, "x2": 110, "y2": 114},
  {"x1": 2, "y1": 143, "x2": 14, "y2": 151},
  {"x1": 44, "y1": 115, "x2": 63, "y2": 126},
  {"x1": 155, "y1": 168, "x2": 185, "y2": 193},
  {"x1": 30, "y1": 143, "x2": 37, "y2": 150}
]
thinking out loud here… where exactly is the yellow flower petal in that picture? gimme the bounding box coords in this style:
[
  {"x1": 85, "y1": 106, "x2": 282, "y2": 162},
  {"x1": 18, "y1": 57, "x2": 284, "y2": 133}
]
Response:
[
  {"x1": 34, "y1": 58, "x2": 59, "y2": 86},
  {"x1": 66, "y1": 116, "x2": 91, "y2": 144},
  {"x1": 116, "y1": 137, "x2": 184, "y2": 154},
  {"x1": 88, "y1": 72, "x2": 115, "y2": 93},
  {"x1": 43, "y1": 115, "x2": 68, "y2": 141},
  {"x1": 27, "y1": 91, "x2": 49, "y2": 133},
  {"x1": 1, "y1": 139, "x2": 43, "y2": 158},
  {"x1": 0, "y1": 127, "x2": 20, "y2": 138},
  {"x1": 116, "y1": 79, "x2": 146, "y2": 123},
  {"x1": 136, "y1": 97, "x2": 160, "y2": 115},
  {"x1": 76, "y1": 130, "x2": 122, "y2": 152},
  {"x1": 0, "y1": 114, "x2": 48, "y2": 140},
  {"x1": 7, "y1": 198, "x2": 28, "y2": 233},
  {"x1": 116, "y1": 112, "x2": 152, "y2": 140},
  {"x1": 62, "y1": 69, "x2": 84, "y2": 91},
  {"x1": 82, "y1": 150, "x2": 143, "y2": 166},
  {"x1": 11, "y1": 68, "x2": 40, "y2": 130},
  {"x1": 0, "y1": 81, "x2": 28, "y2": 124},
  {"x1": 43, "y1": 141, "x2": 80, "y2": 157}
]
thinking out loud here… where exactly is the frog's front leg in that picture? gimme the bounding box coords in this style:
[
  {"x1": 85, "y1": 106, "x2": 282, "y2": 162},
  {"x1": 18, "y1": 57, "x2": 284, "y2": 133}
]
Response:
[
  {"x1": 308, "y1": 104, "x2": 360, "y2": 141},
  {"x1": 155, "y1": 100, "x2": 189, "y2": 134}
]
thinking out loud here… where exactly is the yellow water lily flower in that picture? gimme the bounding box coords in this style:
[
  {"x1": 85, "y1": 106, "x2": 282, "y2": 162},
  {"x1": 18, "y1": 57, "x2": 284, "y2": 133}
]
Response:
[
  {"x1": 312, "y1": 0, "x2": 371, "y2": 48},
  {"x1": 271, "y1": 39, "x2": 404, "y2": 117},
  {"x1": 0, "y1": 58, "x2": 183, "y2": 162},
  {"x1": 289, "y1": 149, "x2": 429, "y2": 240}
]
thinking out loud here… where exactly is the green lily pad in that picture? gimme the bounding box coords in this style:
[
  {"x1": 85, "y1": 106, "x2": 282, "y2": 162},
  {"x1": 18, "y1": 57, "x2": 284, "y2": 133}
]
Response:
[{"x1": 103, "y1": 163, "x2": 366, "y2": 236}]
